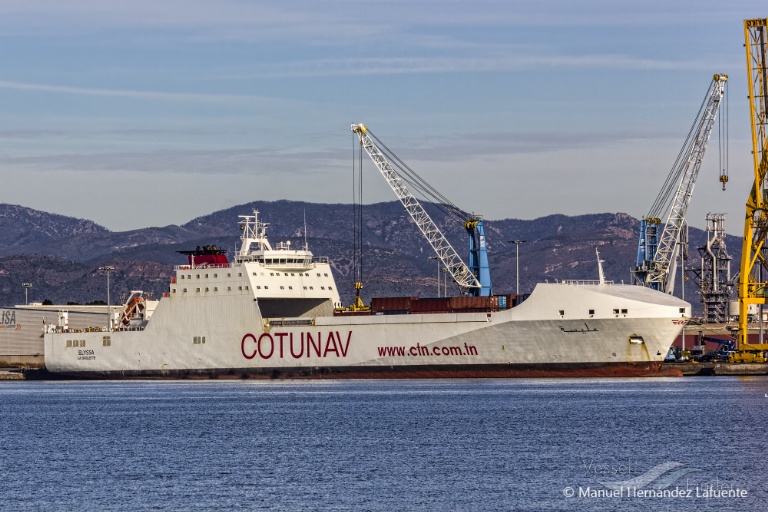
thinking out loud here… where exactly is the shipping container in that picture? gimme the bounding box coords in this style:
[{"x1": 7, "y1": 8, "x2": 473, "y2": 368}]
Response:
[
  {"x1": 446, "y1": 296, "x2": 499, "y2": 313},
  {"x1": 514, "y1": 294, "x2": 530, "y2": 306},
  {"x1": 448, "y1": 296, "x2": 490, "y2": 311},
  {"x1": 371, "y1": 297, "x2": 418, "y2": 312},
  {"x1": 411, "y1": 297, "x2": 450, "y2": 313}
]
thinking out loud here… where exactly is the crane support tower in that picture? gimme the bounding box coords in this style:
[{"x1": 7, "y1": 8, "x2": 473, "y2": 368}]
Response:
[
  {"x1": 351, "y1": 123, "x2": 489, "y2": 296},
  {"x1": 687, "y1": 213, "x2": 734, "y2": 323},
  {"x1": 738, "y1": 18, "x2": 768, "y2": 348},
  {"x1": 632, "y1": 74, "x2": 728, "y2": 294}
]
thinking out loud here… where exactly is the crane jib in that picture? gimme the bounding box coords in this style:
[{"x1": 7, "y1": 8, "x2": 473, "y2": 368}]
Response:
[{"x1": 351, "y1": 123, "x2": 485, "y2": 294}]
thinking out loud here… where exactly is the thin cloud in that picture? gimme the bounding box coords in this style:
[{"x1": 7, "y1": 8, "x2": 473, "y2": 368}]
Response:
[
  {"x1": 0, "y1": 1, "x2": 740, "y2": 35},
  {"x1": 0, "y1": 79, "x2": 273, "y2": 104},
  {"x1": 219, "y1": 54, "x2": 717, "y2": 80},
  {"x1": 0, "y1": 148, "x2": 345, "y2": 175},
  {"x1": 0, "y1": 129, "x2": 671, "y2": 175}
]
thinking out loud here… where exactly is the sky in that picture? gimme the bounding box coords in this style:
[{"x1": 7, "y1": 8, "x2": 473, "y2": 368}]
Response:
[{"x1": 0, "y1": 0, "x2": 762, "y2": 233}]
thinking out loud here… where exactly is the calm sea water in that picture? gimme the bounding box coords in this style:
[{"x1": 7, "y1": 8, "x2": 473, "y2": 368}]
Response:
[{"x1": 1, "y1": 377, "x2": 767, "y2": 511}]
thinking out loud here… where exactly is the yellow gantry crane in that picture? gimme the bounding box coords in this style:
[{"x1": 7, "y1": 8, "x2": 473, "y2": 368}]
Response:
[{"x1": 737, "y1": 18, "x2": 768, "y2": 360}]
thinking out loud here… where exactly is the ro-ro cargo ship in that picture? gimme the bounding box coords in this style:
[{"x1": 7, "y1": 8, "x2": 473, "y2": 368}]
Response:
[{"x1": 43, "y1": 209, "x2": 690, "y2": 378}]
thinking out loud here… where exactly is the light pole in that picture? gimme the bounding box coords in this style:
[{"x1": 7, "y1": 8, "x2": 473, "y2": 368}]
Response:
[
  {"x1": 508, "y1": 240, "x2": 526, "y2": 295},
  {"x1": 21, "y1": 283, "x2": 32, "y2": 305},
  {"x1": 99, "y1": 266, "x2": 115, "y2": 330},
  {"x1": 441, "y1": 268, "x2": 450, "y2": 298},
  {"x1": 429, "y1": 256, "x2": 440, "y2": 297}
]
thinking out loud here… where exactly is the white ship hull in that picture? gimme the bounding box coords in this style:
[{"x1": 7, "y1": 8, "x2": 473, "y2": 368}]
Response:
[
  {"x1": 42, "y1": 209, "x2": 689, "y2": 378},
  {"x1": 44, "y1": 282, "x2": 689, "y2": 378}
]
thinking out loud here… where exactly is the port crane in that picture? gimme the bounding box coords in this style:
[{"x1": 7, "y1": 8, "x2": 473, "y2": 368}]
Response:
[
  {"x1": 351, "y1": 123, "x2": 491, "y2": 297},
  {"x1": 632, "y1": 74, "x2": 728, "y2": 294},
  {"x1": 738, "y1": 18, "x2": 768, "y2": 351}
]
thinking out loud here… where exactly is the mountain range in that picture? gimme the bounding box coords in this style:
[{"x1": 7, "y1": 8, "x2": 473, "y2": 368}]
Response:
[{"x1": 0, "y1": 201, "x2": 741, "y2": 315}]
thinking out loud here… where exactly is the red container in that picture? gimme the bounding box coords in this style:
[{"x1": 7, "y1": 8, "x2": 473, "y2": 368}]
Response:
[
  {"x1": 371, "y1": 297, "x2": 418, "y2": 312},
  {"x1": 448, "y1": 296, "x2": 491, "y2": 311},
  {"x1": 410, "y1": 298, "x2": 450, "y2": 313}
]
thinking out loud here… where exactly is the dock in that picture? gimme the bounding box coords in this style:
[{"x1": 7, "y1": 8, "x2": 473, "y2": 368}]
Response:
[
  {"x1": 0, "y1": 369, "x2": 24, "y2": 380},
  {"x1": 661, "y1": 362, "x2": 768, "y2": 376}
]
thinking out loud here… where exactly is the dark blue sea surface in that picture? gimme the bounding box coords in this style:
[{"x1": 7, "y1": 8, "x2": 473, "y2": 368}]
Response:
[{"x1": 1, "y1": 377, "x2": 767, "y2": 511}]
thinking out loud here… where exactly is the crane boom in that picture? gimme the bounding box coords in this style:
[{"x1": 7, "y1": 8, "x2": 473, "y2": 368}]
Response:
[
  {"x1": 633, "y1": 74, "x2": 727, "y2": 294},
  {"x1": 738, "y1": 19, "x2": 768, "y2": 347},
  {"x1": 351, "y1": 123, "x2": 482, "y2": 294}
]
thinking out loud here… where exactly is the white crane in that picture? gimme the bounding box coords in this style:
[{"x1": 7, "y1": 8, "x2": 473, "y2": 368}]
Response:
[
  {"x1": 351, "y1": 123, "x2": 482, "y2": 295},
  {"x1": 633, "y1": 74, "x2": 728, "y2": 294}
]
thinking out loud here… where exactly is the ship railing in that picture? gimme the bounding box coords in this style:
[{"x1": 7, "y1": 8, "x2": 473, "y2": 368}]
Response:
[
  {"x1": 234, "y1": 255, "x2": 330, "y2": 268},
  {"x1": 560, "y1": 279, "x2": 614, "y2": 286},
  {"x1": 267, "y1": 318, "x2": 315, "y2": 327},
  {"x1": 174, "y1": 263, "x2": 231, "y2": 270},
  {"x1": 261, "y1": 261, "x2": 313, "y2": 269}
]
